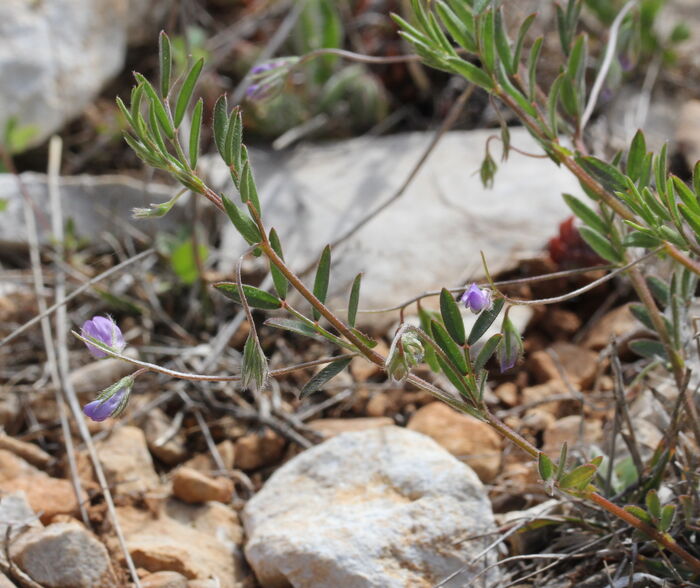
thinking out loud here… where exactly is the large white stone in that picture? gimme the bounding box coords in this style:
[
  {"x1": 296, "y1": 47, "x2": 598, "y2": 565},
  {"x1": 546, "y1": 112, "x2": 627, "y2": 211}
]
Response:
[
  {"x1": 243, "y1": 426, "x2": 499, "y2": 587},
  {"x1": 209, "y1": 129, "x2": 577, "y2": 327},
  {"x1": 0, "y1": 0, "x2": 131, "y2": 148},
  {"x1": 0, "y1": 173, "x2": 186, "y2": 248}
]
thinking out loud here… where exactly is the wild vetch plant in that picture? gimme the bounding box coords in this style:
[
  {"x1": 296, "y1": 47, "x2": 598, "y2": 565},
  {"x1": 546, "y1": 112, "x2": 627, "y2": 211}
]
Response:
[{"x1": 76, "y1": 0, "x2": 700, "y2": 577}]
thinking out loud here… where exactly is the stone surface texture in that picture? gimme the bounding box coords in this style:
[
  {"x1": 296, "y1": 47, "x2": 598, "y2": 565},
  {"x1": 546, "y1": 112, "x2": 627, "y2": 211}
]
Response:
[
  {"x1": 171, "y1": 466, "x2": 233, "y2": 504},
  {"x1": 117, "y1": 499, "x2": 246, "y2": 587},
  {"x1": 0, "y1": 173, "x2": 183, "y2": 249},
  {"x1": 0, "y1": 0, "x2": 128, "y2": 148},
  {"x1": 207, "y1": 129, "x2": 577, "y2": 327},
  {"x1": 10, "y1": 521, "x2": 119, "y2": 587},
  {"x1": 407, "y1": 402, "x2": 502, "y2": 482},
  {"x1": 243, "y1": 426, "x2": 499, "y2": 587},
  {"x1": 0, "y1": 450, "x2": 85, "y2": 523},
  {"x1": 96, "y1": 426, "x2": 160, "y2": 495}
]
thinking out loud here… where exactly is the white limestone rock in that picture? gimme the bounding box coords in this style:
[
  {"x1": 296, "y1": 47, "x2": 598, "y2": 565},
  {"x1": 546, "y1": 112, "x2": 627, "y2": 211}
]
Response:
[
  {"x1": 208, "y1": 129, "x2": 577, "y2": 328},
  {"x1": 243, "y1": 426, "x2": 500, "y2": 587},
  {"x1": 0, "y1": 0, "x2": 129, "y2": 148},
  {"x1": 0, "y1": 173, "x2": 186, "y2": 249}
]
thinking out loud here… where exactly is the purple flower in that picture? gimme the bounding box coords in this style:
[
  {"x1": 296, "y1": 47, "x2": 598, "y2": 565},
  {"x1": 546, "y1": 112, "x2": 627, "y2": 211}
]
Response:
[
  {"x1": 460, "y1": 284, "x2": 492, "y2": 314},
  {"x1": 81, "y1": 316, "x2": 125, "y2": 358},
  {"x1": 250, "y1": 62, "x2": 277, "y2": 75},
  {"x1": 82, "y1": 377, "x2": 133, "y2": 422},
  {"x1": 246, "y1": 83, "x2": 261, "y2": 97}
]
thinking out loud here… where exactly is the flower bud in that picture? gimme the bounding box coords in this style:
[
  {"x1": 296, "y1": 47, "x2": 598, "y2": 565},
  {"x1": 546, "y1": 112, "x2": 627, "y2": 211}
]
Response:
[
  {"x1": 245, "y1": 57, "x2": 300, "y2": 104},
  {"x1": 81, "y1": 316, "x2": 126, "y2": 358},
  {"x1": 242, "y1": 335, "x2": 268, "y2": 392},
  {"x1": 82, "y1": 376, "x2": 134, "y2": 422},
  {"x1": 460, "y1": 284, "x2": 492, "y2": 314},
  {"x1": 386, "y1": 331, "x2": 424, "y2": 383},
  {"x1": 401, "y1": 332, "x2": 424, "y2": 367},
  {"x1": 497, "y1": 315, "x2": 523, "y2": 373}
]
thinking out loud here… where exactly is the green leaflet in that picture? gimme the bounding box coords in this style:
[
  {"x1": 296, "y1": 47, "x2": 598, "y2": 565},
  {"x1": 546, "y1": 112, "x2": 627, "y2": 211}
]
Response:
[
  {"x1": 214, "y1": 283, "x2": 282, "y2": 310},
  {"x1": 300, "y1": 357, "x2": 353, "y2": 398},
  {"x1": 439, "y1": 288, "x2": 465, "y2": 345},
  {"x1": 312, "y1": 245, "x2": 331, "y2": 321},
  {"x1": 174, "y1": 58, "x2": 204, "y2": 128}
]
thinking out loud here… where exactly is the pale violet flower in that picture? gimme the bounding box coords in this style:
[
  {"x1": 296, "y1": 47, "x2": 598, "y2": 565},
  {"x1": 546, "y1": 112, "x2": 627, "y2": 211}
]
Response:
[
  {"x1": 81, "y1": 316, "x2": 125, "y2": 358},
  {"x1": 460, "y1": 284, "x2": 492, "y2": 314},
  {"x1": 82, "y1": 376, "x2": 133, "y2": 422}
]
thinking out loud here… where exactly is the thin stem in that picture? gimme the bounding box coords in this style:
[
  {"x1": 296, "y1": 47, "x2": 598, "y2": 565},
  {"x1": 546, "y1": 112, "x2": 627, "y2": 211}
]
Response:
[
  {"x1": 665, "y1": 242, "x2": 700, "y2": 275},
  {"x1": 298, "y1": 47, "x2": 422, "y2": 66},
  {"x1": 356, "y1": 263, "x2": 616, "y2": 314},
  {"x1": 259, "y1": 237, "x2": 385, "y2": 364},
  {"x1": 587, "y1": 493, "x2": 700, "y2": 575},
  {"x1": 71, "y1": 331, "x2": 355, "y2": 381},
  {"x1": 581, "y1": 1, "x2": 636, "y2": 129},
  {"x1": 503, "y1": 250, "x2": 659, "y2": 306},
  {"x1": 627, "y1": 267, "x2": 685, "y2": 386},
  {"x1": 0, "y1": 249, "x2": 156, "y2": 349},
  {"x1": 485, "y1": 413, "x2": 700, "y2": 573}
]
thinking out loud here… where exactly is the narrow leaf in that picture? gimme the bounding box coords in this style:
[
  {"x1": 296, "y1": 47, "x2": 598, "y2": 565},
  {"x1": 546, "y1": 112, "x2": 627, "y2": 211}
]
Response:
[
  {"x1": 435, "y1": 1, "x2": 476, "y2": 52},
  {"x1": 624, "y1": 505, "x2": 653, "y2": 525},
  {"x1": 494, "y1": 8, "x2": 513, "y2": 76},
  {"x1": 350, "y1": 327, "x2": 377, "y2": 349},
  {"x1": 513, "y1": 13, "x2": 536, "y2": 73},
  {"x1": 188, "y1": 98, "x2": 203, "y2": 168},
  {"x1": 627, "y1": 130, "x2": 646, "y2": 182},
  {"x1": 226, "y1": 109, "x2": 244, "y2": 179},
  {"x1": 213, "y1": 95, "x2": 230, "y2": 161},
  {"x1": 468, "y1": 297, "x2": 505, "y2": 345},
  {"x1": 174, "y1": 58, "x2": 204, "y2": 128},
  {"x1": 134, "y1": 73, "x2": 174, "y2": 138},
  {"x1": 239, "y1": 160, "x2": 261, "y2": 213},
  {"x1": 646, "y1": 276, "x2": 670, "y2": 307},
  {"x1": 445, "y1": 57, "x2": 494, "y2": 90},
  {"x1": 214, "y1": 283, "x2": 282, "y2": 310},
  {"x1": 419, "y1": 308, "x2": 440, "y2": 372},
  {"x1": 576, "y1": 156, "x2": 629, "y2": 194},
  {"x1": 629, "y1": 338, "x2": 667, "y2": 360},
  {"x1": 660, "y1": 504, "x2": 676, "y2": 532},
  {"x1": 221, "y1": 195, "x2": 261, "y2": 245},
  {"x1": 538, "y1": 452, "x2": 555, "y2": 482},
  {"x1": 312, "y1": 245, "x2": 331, "y2": 321},
  {"x1": 527, "y1": 37, "x2": 543, "y2": 101},
  {"x1": 440, "y1": 288, "x2": 466, "y2": 345},
  {"x1": 562, "y1": 193, "x2": 607, "y2": 233},
  {"x1": 268, "y1": 228, "x2": 288, "y2": 299},
  {"x1": 672, "y1": 175, "x2": 700, "y2": 215},
  {"x1": 622, "y1": 230, "x2": 662, "y2": 248},
  {"x1": 431, "y1": 320, "x2": 468, "y2": 375},
  {"x1": 348, "y1": 273, "x2": 362, "y2": 328},
  {"x1": 559, "y1": 464, "x2": 597, "y2": 490},
  {"x1": 159, "y1": 31, "x2": 172, "y2": 97},
  {"x1": 473, "y1": 333, "x2": 502, "y2": 373},
  {"x1": 579, "y1": 226, "x2": 623, "y2": 263},
  {"x1": 557, "y1": 442, "x2": 568, "y2": 481},
  {"x1": 479, "y1": 9, "x2": 496, "y2": 73},
  {"x1": 435, "y1": 354, "x2": 472, "y2": 398},
  {"x1": 300, "y1": 357, "x2": 352, "y2": 398},
  {"x1": 645, "y1": 489, "x2": 661, "y2": 520},
  {"x1": 265, "y1": 317, "x2": 323, "y2": 339}
]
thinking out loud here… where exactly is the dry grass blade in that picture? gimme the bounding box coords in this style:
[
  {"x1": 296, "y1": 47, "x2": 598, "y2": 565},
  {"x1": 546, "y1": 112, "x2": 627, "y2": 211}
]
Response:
[
  {"x1": 43, "y1": 136, "x2": 142, "y2": 586},
  {"x1": 0, "y1": 248, "x2": 155, "y2": 349}
]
